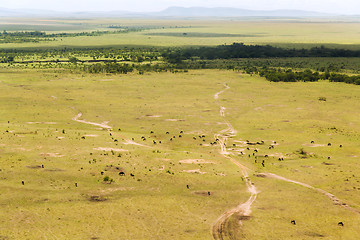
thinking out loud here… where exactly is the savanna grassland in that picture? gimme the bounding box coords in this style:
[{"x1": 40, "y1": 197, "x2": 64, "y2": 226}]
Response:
[{"x1": 0, "y1": 17, "x2": 360, "y2": 240}]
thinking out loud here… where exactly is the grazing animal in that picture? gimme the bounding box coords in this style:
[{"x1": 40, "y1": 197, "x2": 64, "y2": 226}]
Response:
[
  {"x1": 328, "y1": 143, "x2": 332, "y2": 146},
  {"x1": 180, "y1": 131, "x2": 184, "y2": 133},
  {"x1": 170, "y1": 138, "x2": 173, "y2": 141},
  {"x1": 21, "y1": 181, "x2": 24, "y2": 185},
  {"x1": 179, "y1": 135, "x2": 182, "y2": 138},
  {"x1": 186, "y1": 185, "x2": 189, "y2": 189},
  {"x1": 130, "y1": 173, "x2": 135, "y2": 177},
  {"x1": 193, "y1": 137, "x2": 196, "y2": 140},
  {"x1": 291, "y1": 220, "x2": 296, "y2": 225},
  {"x1": 262, "y1": 163, "x2": 265, "y2": 167},
  {"x1": 254, "y1": 149, "x2": 258, "y2": 152},
  {"x1": 110, "y1": 133, "x2": 112, "y2": 136},
  {"x1": 340, "y1": 145, "x2": 343, "y2": 148},
  {"x1": 81, "y1": 136, "x2": 85, "y2": 139},
  {"x1": 166, "y1": 132, "x2": 169, "y2": 134},
  {"x1": 278, "y1": 158, "x2": 282, "y2": 161},
  {"x1": 101, "y1": 171, "x2": 104, "y2": 175},
  {"x1": 159, "y1": 141, "x2": 162, "y2": 144},
  {"x1": 41, "y1": 164, "x2": 44, "y2": 168},
  {"x1": 338, "y1": 222, "x2": 344, "y2": 226},
  {"x1": 150, "y1": 131, "x2": 154, "y2": 134},
  {"x1": 119, "y1": 172, "x2": 125, "y2": 176},
  {"x1": 265, "y1": 155, "x2": 268, "y2": 158},
  {"x1": 153, "y1": 140, "x2": 156, "y2": 144},
  {"x1": 311, "y1": 141, "x2": 314, "y2": 144},
  {"x1": 208, "y1": 191, "x2": 211, "y2": 196},
  {"x1": 247, "y1": 147, "x2": 250, "y2": 150},
  {"x1": 328, "y1": 156, "x2": 331, "y2": 160},
  {"x1": 114, "y1": 139, "x2": 118, "y2": 142},
  {"x1": 75, "y1": 183, "x2": 78, "y2": 187},
  {"x1": 233, "y1": 144, "x2": 236, "y2": 147}
]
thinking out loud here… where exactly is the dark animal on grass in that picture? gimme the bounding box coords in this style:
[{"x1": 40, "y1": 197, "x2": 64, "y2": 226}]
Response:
[
  {"x1": 328, "y1": 156, "x2": 331, "y2": 160},
  {"x1": 21, "y1": 181, "x2": 24, "y2": 185},
  {"x1": 101, "y1": 171, "x2": 104, "y2": 175},
  {"x1": 130, "y1": 173, "x2": 135, "y2": 177},
  {"x1": 150, "y1": 131, "x2": 154, "y2": 134},
  {"x1": 153, "y1": 140, "x2": 156, "y2": 144},
  {"x1": 340, "y1": 145, "x2": 343, "y2": 148},
  {"x1": 193, "y1": 137, "x2": 196, "y2": 140},
  {"x1": 119, "y1": 172, "x2": 125, "y2": 176},
  {"x1": 338, "y1": 222, "x2": 344, "y2": 226},
  {"x1": 291, "y1": 220, "x2": 296, "y2": 225},
  {"x1": 262, "y1": 162, "x2": 265, "y2": 167},
  {"x1": 41, "y1": 164, "x2": 44, "y2": 168},
  {"x1": 208, "y1": 191, "x2": 211, "y2": 196},
  {"x1": 179, "y1": 135, "x2": 182, "y2": 138},
  {"x1": 265, "y1": 155, "x2": 268, "y2": 157},
  {"x1": 75, "y1": 183, "x2": 78, "y2": 187},
  {"x1": 110, "y1": 133, "x2": 112, "y2": 136},
  {"x1": 170, "y1": 138, "x2": 173, "y2": 141},
  {"x1": 311, "y1": 141, "x2": 314, "y2": 143},
  {"x1": 166, "y1": 132, "x2": 169, "y2": 134},
  {"x1": 328, "y1": 143, "x2": 331, "y2": 146},
  {"x1": 114, "y1": 139, "x2": 118, "y2": 142},
  {"x1": 254, "y1": 149, "x2": 258, "y2": 152},
  {"x1": 186, "y1": 185, "x2": 189, "y2": 189},
  {"x1": 81, "y1": 136, "x2": 85, "y2": 139},
  {"x1": 233, "y1": 144, "x2": 236, "y2": 147},
  {"x1": 180, "y1": 131, "x2": 184, "y2": 133}
]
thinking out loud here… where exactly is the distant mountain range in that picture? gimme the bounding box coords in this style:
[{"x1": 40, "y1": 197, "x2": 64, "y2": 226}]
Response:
[{"x1": 0, "y1": 6, "x2": 344, "y2": 18}]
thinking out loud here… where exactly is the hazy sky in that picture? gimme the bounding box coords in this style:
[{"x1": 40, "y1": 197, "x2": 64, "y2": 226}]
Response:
[{"x1": 1, "y1": 0, "x2": 359, "y2": 14}]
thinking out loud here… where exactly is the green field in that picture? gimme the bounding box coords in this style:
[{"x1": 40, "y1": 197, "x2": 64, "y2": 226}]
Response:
[
  {"x1": 0, "y1": 69, "x2": 359, "y2": 239},
  {"x1": 1, "y1": 18, "x2": 360, "y2": 49},
  {"x1": 1, "y1": 17, "x2": 360, "y2": 239}
]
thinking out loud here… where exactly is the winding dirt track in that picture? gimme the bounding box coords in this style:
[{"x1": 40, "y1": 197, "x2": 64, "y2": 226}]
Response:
[
  {"x1": 211, "y1": 83, "x2": 358, "y2": 240},
  {"x1": 212, "y1": 84, "x2": 259, "y2": 240},
  {"x1": 72, "y1": 113, "x2": 112, "y2": 129},
  {"x1": 258, "y1": 173, "x2": 359, "y2": 214}
]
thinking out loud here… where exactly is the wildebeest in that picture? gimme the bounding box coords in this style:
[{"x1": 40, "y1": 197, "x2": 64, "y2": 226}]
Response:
[
  {"x1": 130, "y1": 173, "x2": 135, "y2": 177},
  {"x1": 21, "y1": 181, "x2": 24, "y2": 185},
  {"x1": 101, "y1": 171, "x2": 104, "y2": 175},
  {"x1": 311, "y1": 140, "x2": 314, "y2": 143},
  {"x1": 180, "y1": 131, "x2": 184, "y2": 134},
  {"x1": 153, "y1": 140, "x2": 157, "y2": 144},
  {"x1": 41, "y1": 164, "x2": 44, "y2": 168},
  {"x1": 328, "y1": 143, "x2": 331, "y2": 146},
  {"x1": 186, "y1": 185, "x2": 189, "y2": 189},
  {"x1": 340, "y1": 145, "x2": 343, "y2": 148},
  {"x1": 119, "y1": 172, "x2": 125, "y2": 176},
  {"x1": 233, "y1": 144, "x2": 236, "y2": 147},
  {"x1": 179, "y1": 135, "x2": 182, "y2": 138},
  {"x1": 338, "y1": 222, "x2": 344, "y2": 226},
  {"x1": 75, "y1": 183, "x2": 78, "y2": 187},
  {"x1": 193, "y1": 137, "x2": 196, "y2": 140},
  {"x1": 291, "y1": 220, "x2": 296, "y2": 225},
  {"x1": 208, "y1": 191, "x2": 211, "y2": 195},
  {"x1": 81, "y1": 136, "x2": 85, "y2": 139},
  {"x1": 150, "y1": 131, "x2": 154, "y2": 134}
]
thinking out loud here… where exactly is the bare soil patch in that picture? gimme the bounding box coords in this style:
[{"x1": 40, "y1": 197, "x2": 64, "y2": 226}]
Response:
[
  {"x1": 40, "y1": 153, "x2": 64, "y2": 157},
  {"x1": 94, "y1": 147, "x2": 128, "y2": 152},
  {"x1": 179, "y1": 159, "x2": 215, "y2": 164},
  {"x1": 183, "y1": 169, "x2": 207, "y2": 174}
]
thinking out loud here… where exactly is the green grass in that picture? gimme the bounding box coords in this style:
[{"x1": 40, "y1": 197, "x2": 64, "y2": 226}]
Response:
[
  {"x1": 0, "y1": 69, "x2": 359, "y2": 239},
  {"x1": 1, "y1": 19, "x2": 360, "y2": 49}
]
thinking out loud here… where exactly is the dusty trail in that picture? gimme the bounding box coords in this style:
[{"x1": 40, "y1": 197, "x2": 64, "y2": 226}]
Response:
[
  {"x1": 212, "y1": 84, "x2": 259, "y2": 240},
  {"x1": 73, "y1": 113, "x2": 112, "y2": 129},
  {"x1": 72, "y1": 112, "x2": 149, "y2": 148},
  {"x1": 258, "y1": 173, "x2": 359, "y2": 214}
]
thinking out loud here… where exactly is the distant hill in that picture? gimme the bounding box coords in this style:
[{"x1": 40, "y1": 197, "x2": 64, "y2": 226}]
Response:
[{"x1": 0, "y1": 6, "x2": 339, "y2": 18}]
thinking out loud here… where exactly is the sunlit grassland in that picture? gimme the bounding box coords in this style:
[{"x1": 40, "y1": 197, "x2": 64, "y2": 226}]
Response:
[
  {"x1": 1, "y1": 18, "x2": 360, "y2": 49},
  {"x1": 0, "y1": 69, "x2": 359, "y2": 239}
]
